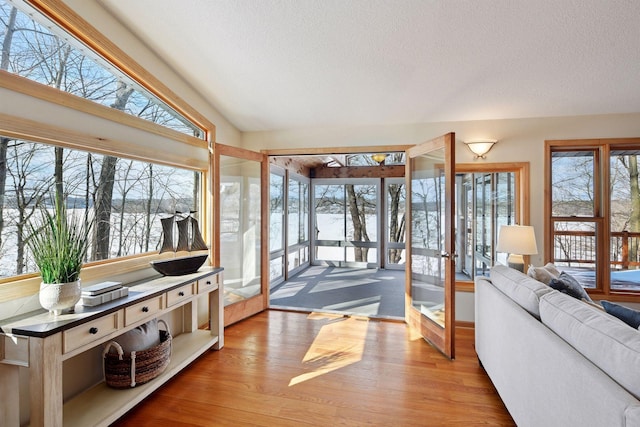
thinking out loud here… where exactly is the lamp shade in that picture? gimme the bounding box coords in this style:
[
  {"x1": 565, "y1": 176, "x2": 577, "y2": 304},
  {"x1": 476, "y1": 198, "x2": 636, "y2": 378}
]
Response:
[
  {"x1": 496, "y1": 225, "x2": 538, "y2": 255},
  {"x1": 464, "y1": 139, "x2": 497, "y2": 159}
]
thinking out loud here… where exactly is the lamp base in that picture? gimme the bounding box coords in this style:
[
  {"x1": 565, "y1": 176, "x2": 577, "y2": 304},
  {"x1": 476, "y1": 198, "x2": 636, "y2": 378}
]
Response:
[{"x1": 506, "y1": 254, "x2": 525, "y2": 272}]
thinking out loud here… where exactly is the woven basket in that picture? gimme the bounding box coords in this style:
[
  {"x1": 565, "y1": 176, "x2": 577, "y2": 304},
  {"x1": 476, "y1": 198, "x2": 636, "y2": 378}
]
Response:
[{"x1": 103, "y1": 319, "x2": 172, "y2": 388}]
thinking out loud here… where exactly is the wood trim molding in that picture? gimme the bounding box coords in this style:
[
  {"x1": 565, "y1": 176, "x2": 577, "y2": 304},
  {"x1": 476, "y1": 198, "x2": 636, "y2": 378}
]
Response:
[
  {"x1": 454, "y1": 161, "x2": 531, "y2": 288},
  {"x1": 25, "y1": 0, "x2": 216, "y2": 143},
  {"x1": 0, "y1": 71, "x2": 205, "y2": 149},
  {"x1": 264, "y1": 144, "x2": 414, "y2": 156},
  {"x1": 312, "y1": 164, "x2": 405, "y2": 179},
  {"x1": 0, "y1": 112, "x2": 208, "y2": 170}
]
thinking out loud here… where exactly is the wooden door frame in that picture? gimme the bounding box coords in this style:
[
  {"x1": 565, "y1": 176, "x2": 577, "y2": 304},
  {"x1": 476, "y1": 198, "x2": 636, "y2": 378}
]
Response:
[
  {"x1": 405, "y1": 132, "x2": 456, "y2": 359},
  {"x1": 215, "y1": 143, "x2": 268, "y2": 326}
]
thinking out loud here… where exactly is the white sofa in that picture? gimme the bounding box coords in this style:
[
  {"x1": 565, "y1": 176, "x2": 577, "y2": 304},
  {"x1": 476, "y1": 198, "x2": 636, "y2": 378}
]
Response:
[{"x1": 475, "y1": 264, "x2": 640, "y2": 427}]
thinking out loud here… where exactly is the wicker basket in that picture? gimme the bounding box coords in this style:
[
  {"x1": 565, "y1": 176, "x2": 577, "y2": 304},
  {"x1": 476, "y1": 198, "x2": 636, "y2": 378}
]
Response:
[{"x1": 103, "y1": 319, "x2": 172, "y2": 388}]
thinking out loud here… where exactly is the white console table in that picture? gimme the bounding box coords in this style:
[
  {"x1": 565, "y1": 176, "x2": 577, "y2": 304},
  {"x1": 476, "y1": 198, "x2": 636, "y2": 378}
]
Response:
[{"x1": 0, "y1": 267, "x2": 224, "y2": 427}]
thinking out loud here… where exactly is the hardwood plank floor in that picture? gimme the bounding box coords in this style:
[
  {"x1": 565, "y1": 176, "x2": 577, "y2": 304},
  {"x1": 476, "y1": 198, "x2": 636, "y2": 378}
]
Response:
[{"x1": 111, "y1": 311, "x2": 514, "y2": 426}]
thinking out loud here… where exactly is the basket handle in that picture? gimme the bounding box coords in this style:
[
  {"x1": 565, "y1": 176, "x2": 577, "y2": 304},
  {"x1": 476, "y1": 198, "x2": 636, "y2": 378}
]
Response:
[
  {"x1": 157, "y1": 319, "x2": 172, "y2": 359},
  {"x1": 157, "y1": 319, "x2": 171, "y2": 335},
  {"x1": 103, "y1": 341, "x2": 124, "y2": 360}
]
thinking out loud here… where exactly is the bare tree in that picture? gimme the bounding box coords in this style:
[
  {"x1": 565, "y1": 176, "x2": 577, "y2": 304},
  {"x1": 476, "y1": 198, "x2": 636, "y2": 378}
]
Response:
[{"x1": 93, "y1": 81, "x2": 133, "y2": 260}]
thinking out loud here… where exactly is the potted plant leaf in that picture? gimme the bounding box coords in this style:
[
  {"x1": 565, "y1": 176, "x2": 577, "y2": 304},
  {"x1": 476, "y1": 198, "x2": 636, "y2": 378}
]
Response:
[{"x1": 28, "y1": 197, "x2": 92, "y2": 315}]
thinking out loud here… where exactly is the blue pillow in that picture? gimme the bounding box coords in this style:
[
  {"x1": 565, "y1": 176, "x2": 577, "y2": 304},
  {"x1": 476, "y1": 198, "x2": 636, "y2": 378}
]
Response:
[
  {"x1": 601, "y1": 301, "x2": 640, "y2": 329},
  {"x1": 548, "y1": 271, "x2": 593, "y2": 302}
]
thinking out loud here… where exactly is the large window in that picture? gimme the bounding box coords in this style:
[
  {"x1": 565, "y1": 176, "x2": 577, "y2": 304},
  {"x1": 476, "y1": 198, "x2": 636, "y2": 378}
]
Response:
[
  {"x1": 1, "y1": 0, "x2": 204, "y2": 137},
  {"x1": 547, "y1": 139, "x2": 640, "y2": 295},
  {"x1": 0, "y1": 134, "x2": 200, "y2": 279},
  {"x1": 0, "y1": 0, "x2": 213, "y2": 305}
]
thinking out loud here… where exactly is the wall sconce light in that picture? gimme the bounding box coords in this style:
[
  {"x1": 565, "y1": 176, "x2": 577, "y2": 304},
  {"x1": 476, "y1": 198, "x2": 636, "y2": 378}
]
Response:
[
  {"x1": 371, "y1": 153, "x2": 388, "y2": 164},
  {"x1": 464, "y1": 139, "x2": 497, "y2": 159},
  {"x1": 496, "y1": 225, "x2": 538, "y2": 272}
]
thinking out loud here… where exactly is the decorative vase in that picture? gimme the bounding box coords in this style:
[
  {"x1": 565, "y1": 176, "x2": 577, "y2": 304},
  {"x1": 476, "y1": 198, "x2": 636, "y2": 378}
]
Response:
[{"x1": 39, "y1": 280, "x2": 82, "y2": 315}]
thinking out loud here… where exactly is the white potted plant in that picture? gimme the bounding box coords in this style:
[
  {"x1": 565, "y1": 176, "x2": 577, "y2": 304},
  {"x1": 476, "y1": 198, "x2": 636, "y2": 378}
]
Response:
[{"x1": 28, "y1": 198, "x2": 92, "y2": 315}]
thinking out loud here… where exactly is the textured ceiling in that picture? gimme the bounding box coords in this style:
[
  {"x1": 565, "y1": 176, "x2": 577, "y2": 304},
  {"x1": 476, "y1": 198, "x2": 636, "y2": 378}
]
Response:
[{"x1": 98, "y1": 0, "x2": 640, "y2": 132}]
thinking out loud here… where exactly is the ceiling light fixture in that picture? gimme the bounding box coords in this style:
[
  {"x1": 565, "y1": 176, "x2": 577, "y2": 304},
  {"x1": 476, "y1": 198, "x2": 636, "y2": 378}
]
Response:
[
  {"x1": 371, "y1": 153, "x2": 388, "y2": 164},
  {"x1": 464, "y1": 139, "x2": 497, "y2": 159}
]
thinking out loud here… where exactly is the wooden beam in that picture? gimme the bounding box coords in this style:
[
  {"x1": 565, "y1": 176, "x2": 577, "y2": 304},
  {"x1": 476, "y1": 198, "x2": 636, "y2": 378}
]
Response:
[{"x1": 312, "y1": 165, "x2": 404, "y2": 179}]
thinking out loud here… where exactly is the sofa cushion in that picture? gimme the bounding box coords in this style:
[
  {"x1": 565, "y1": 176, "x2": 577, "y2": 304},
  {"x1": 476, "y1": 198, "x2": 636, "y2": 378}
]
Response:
[
  {"x1": 490, "y1": 264, "x2": 553, "y2": 319},
  {"x1": 549, "y1": 271, "x2": 593, "y2": 302},
  {"x1": 601, "y1": 300, "x2": 640, "y2": 329},
  {"x1": 540, "y1": 291, "x2": 640, "y2": 400},
  {"x1": 527, "y1": 262, "x2": 560, "y2": 285}
]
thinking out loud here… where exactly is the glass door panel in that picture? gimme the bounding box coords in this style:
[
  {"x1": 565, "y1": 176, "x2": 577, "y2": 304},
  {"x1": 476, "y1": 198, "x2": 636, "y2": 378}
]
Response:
[
  {"x1": 219, "y1": 154, "x2": 262, "y2": 306},
  {"x1": 405, "y1": 133, "x2": 455, "y2": 359}
]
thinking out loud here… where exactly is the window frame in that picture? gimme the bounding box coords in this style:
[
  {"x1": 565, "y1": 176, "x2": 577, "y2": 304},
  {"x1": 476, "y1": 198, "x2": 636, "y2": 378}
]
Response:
[
  {"x1": 545, "y1": 138, "x2": 640, "y2": 301},
  {"x1": 0, "y1": 0, "x2": 215, "y2": 304},
  {"x1": 454, "y1": 162, "x2": 530, "y2": 292}
]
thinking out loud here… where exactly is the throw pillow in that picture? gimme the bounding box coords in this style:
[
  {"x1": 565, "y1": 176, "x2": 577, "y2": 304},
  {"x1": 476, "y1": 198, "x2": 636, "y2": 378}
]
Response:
[
  {"x1": 601, "y1": 301, "x2": 640, "y2": 329},
  {"x1": 543, "y1": 262, "x2": 561, "y2": 277},
  {"x1": 527, "y1": 263, "x2": 560, "y2": 285},
  {"x1": 582, "y1": 298, "x2": 605, "y2": 311},
  {"x1": 548, "y1": 271, "x2": 593, "y2": 302},
  {"x1": 111, "y1": 319, "x2": 161, "y2": 354}
]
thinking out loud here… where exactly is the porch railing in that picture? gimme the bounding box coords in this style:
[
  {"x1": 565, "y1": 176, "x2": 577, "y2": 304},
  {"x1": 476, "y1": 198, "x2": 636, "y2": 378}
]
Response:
[{"x1": 554, "y1": 230, "x2": 640, "y2": 270}]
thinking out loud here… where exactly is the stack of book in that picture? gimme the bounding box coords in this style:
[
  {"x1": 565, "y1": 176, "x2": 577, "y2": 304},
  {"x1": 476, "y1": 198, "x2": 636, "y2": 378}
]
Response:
[{"x1": 81, "y1": 281, "x2": 128, "y2": 307}]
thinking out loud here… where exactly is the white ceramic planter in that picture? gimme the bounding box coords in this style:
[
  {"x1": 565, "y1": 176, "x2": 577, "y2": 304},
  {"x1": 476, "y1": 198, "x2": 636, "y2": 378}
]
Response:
[{"x1": 39, "y1": 280, "x2": 81, "y2": 315}]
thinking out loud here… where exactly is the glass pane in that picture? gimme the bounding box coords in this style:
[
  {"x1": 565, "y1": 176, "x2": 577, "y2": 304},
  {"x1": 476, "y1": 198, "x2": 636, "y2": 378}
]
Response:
[
  {"x1": 346, "y1": 184, "x2": 377, "y2": 263},
  {"x1": 288, "y1": 249, "x2": 301, "y2": 272},
  {"x1": 553, "y1": 221, "x2": 597, "y2": 288},
  {"x1": 314, "y1": 185, "x2": 345, "y2": 241},
  {"x1": 288, "y1": 179, "x2": 300, "y2": 244},
  {"x1": 1, "y1": 1, "x2": 204, "y2": 137},
  {"x1": 346, "y1": 247, "x2": 377, "y2": 263},
  {"x1": 609, "y1": 150, "x2": 640, "y2": 290},
  {"x1": 0, "y1": 135, "x2": 200, "y2": 278},
  {"x1": 551, "y1": 151, "x2": 595, "y2": 216},
  {"x1": 269, "y1": 257, "x2": 284, "y2": 281},
  {"x1": 386, "y1": 180, "x2": 406, "y2": 266},
  {"x1": 301, "y1": 182, "x2": 309, "y2": 242},
  {"x1": 387, "y1": 249, "x2": 405, "y2": 265},
  {"x1": 219, "y1": 155, "x2": 261, "y2": 305},
  {"x1": 316, "y1": 246, "x2": 344, "y2": 262},
  {"x1": 270, "y1": 173, "x2": 284, "y2": 252},
  {"x1": 410, "y1": 150, "x2": 445, "y2": 327}
]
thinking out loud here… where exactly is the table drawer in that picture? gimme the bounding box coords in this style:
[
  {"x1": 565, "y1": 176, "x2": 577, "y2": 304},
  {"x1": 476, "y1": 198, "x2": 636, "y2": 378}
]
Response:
[
  {"x1": 197, "y1": 273, "x2": 220, "y2": 294},
  {"x1": 63, "y1": 310, "x2": 121, "y2": 353},
  {"x1": 166, "y1": 283, "x2": 194, "y2": 307},
  {"x1": 125, "y1": 295, "x2": 163, "y2": 326}
]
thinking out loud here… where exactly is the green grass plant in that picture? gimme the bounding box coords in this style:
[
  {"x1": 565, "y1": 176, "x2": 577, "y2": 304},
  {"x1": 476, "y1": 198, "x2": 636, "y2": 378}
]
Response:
[{"x1": 28, "y1": 199, "x2": 92, "y2": 284}]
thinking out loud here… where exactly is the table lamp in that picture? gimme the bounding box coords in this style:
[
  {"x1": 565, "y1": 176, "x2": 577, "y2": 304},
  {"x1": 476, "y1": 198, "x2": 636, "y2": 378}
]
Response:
[{"x1": 496, "y1": 225, "x2": 538, "y2": 272}]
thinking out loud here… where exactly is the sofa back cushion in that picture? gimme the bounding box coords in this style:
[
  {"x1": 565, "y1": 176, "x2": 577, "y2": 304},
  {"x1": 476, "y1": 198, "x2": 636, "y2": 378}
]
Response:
[
  {"x1": 540, "y1": 290, "x2": 640, "y2": 400},
  {"x1": 490, "y1": 264, "x2": 553, "y2": 319}
]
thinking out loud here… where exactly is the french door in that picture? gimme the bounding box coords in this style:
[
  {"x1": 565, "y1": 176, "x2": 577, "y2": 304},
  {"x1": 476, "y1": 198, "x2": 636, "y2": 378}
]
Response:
[
  {"x1": 405, "y1": 133, "x2": 455, "y2": 359},
  {"x1": 215, "y1": 144, "x2": 268, "y2": 326}
]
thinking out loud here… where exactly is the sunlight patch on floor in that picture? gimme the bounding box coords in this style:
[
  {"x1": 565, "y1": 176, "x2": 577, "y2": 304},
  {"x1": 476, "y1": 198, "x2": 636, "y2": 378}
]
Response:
[{"x1": 288, "y1": 313, "x2": 368, "y2": 387}]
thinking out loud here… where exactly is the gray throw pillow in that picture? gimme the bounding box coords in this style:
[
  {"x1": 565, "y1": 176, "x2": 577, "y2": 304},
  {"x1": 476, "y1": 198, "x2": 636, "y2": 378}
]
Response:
[
  {"x1": 527, "y1": 263, "x2": 560, "y2": 285},
  {"x1": 601, "y1": 301, "x2": 640, "y2": 329},
  {"x1": 549, "y1": 271, "x2": 593, "y2": 302}
]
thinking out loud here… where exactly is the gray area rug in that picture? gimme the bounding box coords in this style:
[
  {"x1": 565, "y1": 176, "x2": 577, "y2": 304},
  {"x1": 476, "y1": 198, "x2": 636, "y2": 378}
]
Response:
[{"x1": 270, "y1": 266, "x2": 405, "y2": 319}]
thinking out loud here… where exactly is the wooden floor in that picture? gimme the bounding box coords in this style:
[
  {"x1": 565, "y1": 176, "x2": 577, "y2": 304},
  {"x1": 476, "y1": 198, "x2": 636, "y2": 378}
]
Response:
[{"x1": 111, "y1": 310, "x2": 514, "y2": 426}]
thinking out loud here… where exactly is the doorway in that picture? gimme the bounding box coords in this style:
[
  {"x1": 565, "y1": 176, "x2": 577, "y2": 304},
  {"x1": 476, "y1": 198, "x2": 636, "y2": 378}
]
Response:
[{"x1": 267, "y1": 151, "x2": 407, "y2": 319}]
